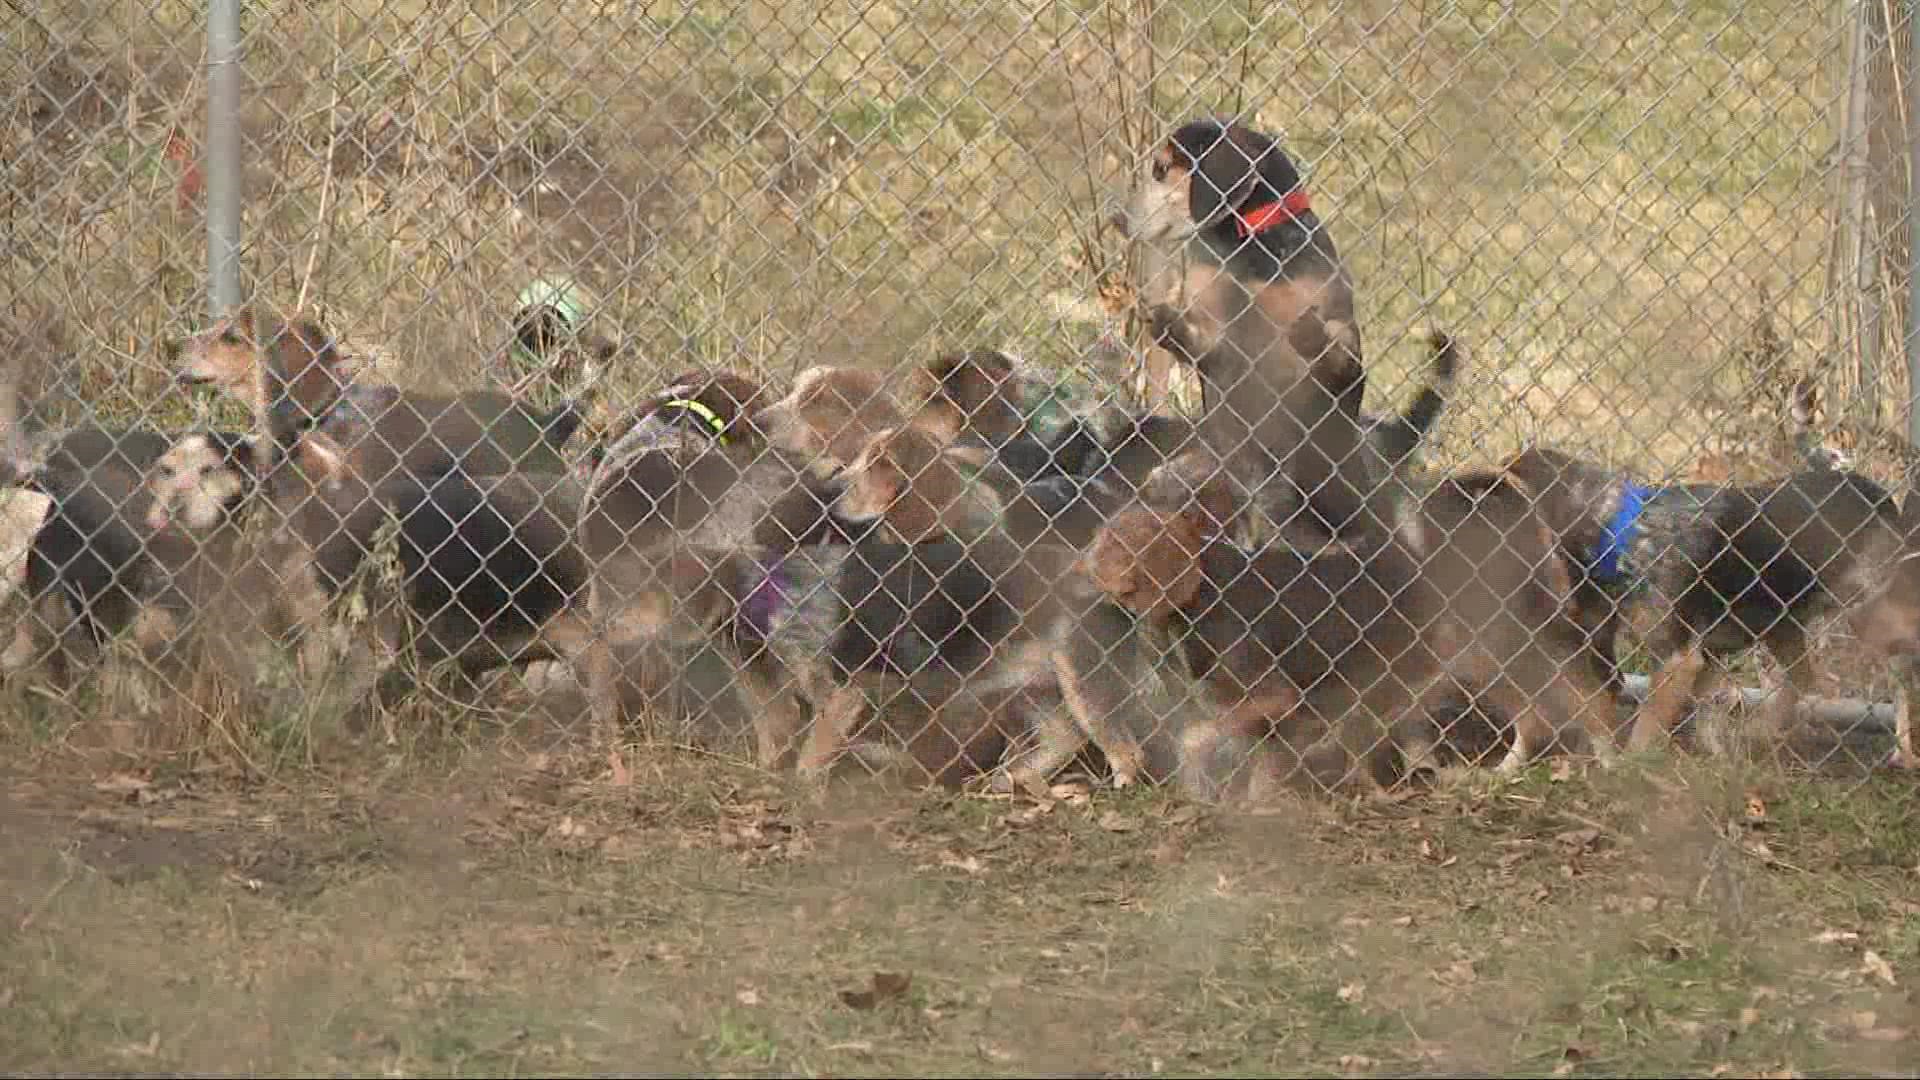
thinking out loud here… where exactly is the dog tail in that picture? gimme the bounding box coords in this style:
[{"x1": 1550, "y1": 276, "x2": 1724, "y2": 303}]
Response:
[
  {"x1": 1370, "y1": 329, "x2": 1461, "y2": 469},
  {"x1": 1786, "y1": 373, "x2": 1858, "y2": 473}
]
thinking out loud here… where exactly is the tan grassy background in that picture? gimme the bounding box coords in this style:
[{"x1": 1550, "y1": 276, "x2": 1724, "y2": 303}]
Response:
[{"x1": 4, "y1": 0, "x2": 1877, "y2": 477}]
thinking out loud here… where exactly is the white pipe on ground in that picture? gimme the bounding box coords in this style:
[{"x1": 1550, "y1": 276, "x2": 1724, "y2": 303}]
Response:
[{"x1": 1614, "y1": 673, "x2": 1896, "y2": 733}]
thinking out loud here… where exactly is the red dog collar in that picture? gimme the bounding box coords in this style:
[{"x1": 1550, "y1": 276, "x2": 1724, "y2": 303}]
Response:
[{"x1": 1235, "y1": 189, "x2": 1313, "y2": 237}]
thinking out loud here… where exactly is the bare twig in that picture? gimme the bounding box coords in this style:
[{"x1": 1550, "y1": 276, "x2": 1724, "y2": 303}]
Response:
[{"x1": 297, "y1": 3, "x2": 347, "y2": 313}]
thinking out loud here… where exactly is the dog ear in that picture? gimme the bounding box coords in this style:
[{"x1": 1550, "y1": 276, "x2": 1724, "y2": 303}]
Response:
[
  {"x1": 1181, "y1": 122, "x2": 1302, "y2": 228},
  {"x1": 1230, "y1": 124, "x2": 1303, "y2": 207},
  {"x1": 1181, "y1": 122, "x2": 1261, "y2": 228}
]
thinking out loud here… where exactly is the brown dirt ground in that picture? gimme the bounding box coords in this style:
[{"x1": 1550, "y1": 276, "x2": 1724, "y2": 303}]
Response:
[{"x1": 2, "y1": 728, "x2": 1917, "y2": 1078}]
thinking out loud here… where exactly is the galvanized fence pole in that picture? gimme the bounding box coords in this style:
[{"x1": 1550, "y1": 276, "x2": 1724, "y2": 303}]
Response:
[
  {"x1": 1908, "y1": 0, "x2": 1920, "y2": 450},
  {"x1": 205, "y1": 0, "x2": 243, "y2": 317}
]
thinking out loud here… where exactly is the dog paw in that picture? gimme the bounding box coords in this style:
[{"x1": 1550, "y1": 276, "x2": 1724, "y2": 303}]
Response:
[
  {"x1": 1400, "y1": 761, "x2": 1441, "y2": 790},
  {"x1": 1144, "y1": 304, "x2": 1203, "y2": 361}
]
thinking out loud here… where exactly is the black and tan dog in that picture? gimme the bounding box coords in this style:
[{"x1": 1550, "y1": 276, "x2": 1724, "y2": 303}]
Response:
[
  {"x1": 171, "y1": 306, "x2": 588, "y2": 482},
  {"x1": 916, "y1": 333, "x2": 1455, "y2": 555},
  {"x1": 1007, "y1": 456, "x2": 1617, "y2": 801},
  {"x1": 143, "y1": 417, "x2": 596, "y2": 712},
  {"x1": 10, "y1": 430, "x2": 263, "y2": 687},
  {"x1": 576, "y1": 368, "x2": 882, "y2": 755},
  {"x1": 759, "y1": 423, "x2": 1081, "y2": 788},
  {"x1": 1505, "y1": 445, "x2": 1920, "y2": 755},
  {"x1": 911, "y1": 349, "x2": 1120, "y2": 483},
  {"x1": 1115, "y1": 116, "x2": 1360, "y2": 367},
  {"x1": 623, "y1": 422, "x2": 1083, "y2": 791},
  {"x1": 0, "y1": 360, "x2": 263, "y2": 685},
  {"x1": 1116, "y1": 119, "x2": 1461, "y2": 552}
]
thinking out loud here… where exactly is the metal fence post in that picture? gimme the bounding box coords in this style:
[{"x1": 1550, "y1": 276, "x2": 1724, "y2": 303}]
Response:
[
  {"x1": 1907, "y1": 0, "x2": 1920, "y2": 450},
  {"x1": 206, "y1": 0, "x2": 243, "y2": 317}
]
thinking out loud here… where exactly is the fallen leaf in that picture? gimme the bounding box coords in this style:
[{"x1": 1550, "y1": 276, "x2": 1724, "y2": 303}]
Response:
[
  {"x1": 94, "y1": 772, "x2": 150, "y2": 797},
  {"x1": 1338, "y1": 1053, "x2": 1377, "y2": 1073},
  {"x1": 839, "y1": 971, "x2": 911, "y2": 1011},
  {"x1": 114, "y1": 1032, "x2": 160, "y2": 1059},
  {"x1": 735, "y1": 988, "x2": 760, "y2": 1006},
  {"x1": 1554, "y1": 827, "x2": 1602, "y2": 850},
  {"x1": 1097, "y1": 810, "x2": 1139, "y2": 833},
  {"x1": 1740, "y1": 1006, "x2": 1761, "y2": 1027},
  {"x1": 607, "y1": 749, "x2": 631, "y2": 788},
  {"x1": 1813, "y1": 928, "x2": 1861, "y2": 946},
  {"x1": 938, "y1": 852, "x2": 986, "y2": 876},
  {"x1": 1164, "y1": 804, "x2": 1205, "y2": 826},
  {"x1": 1744, "y1": 794, "x2": 1768, "y2": 824},
  {"x1": 1862, "y1": 950, "x2": 1897, "y2": 986},
  {"x1": 1434, "y1": 958, "x2": 1477, "y2": 986},
  {"x1": 1391, "y1": 915, "x2": 1415, "y2": 928},
  {"x1": 223, "y1": 871, "x2": 265, "y2": 892},
  {"x1": 1859, "y1": 1026, "x2": 1910, "y2": 1042},
  {"x1": 1006, "y1": 802, "x2": 1056, "y2": 825},
  {"x1": 1549, "y1": 758, "x2": 1573, "y2": 782},
  {"x1": 1337, "y1": 981, "x2": 1365, "y2": 1003}
]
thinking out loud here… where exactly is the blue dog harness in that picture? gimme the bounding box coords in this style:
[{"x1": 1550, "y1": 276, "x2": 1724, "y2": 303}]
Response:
[{"x1": 1591, "y1": 482, "x2": 1653, "y2": 585}]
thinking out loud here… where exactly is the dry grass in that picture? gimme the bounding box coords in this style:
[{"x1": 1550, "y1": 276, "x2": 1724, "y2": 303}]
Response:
[
  {"x1": 5, "y1": 0, "x2": 1920, "y2": 1074},
  {"x1": 5, "y1": 0, "x2": 1868, "y2": 465}
]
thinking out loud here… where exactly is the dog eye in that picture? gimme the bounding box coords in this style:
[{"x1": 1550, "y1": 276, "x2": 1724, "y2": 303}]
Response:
[{"x1": 1151, "y1": 160, "x2": 1168, "y2": 182}]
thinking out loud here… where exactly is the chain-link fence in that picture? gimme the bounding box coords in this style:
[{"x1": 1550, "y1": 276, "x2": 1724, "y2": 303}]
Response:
[{"x1": 5, "y1": 0, "x2": 1920, "y2": 798}]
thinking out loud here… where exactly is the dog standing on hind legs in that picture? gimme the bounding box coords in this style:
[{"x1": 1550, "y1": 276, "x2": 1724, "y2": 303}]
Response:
[{"x1": 1114, "y1": 116, "x2": 1360, "y2": 365}]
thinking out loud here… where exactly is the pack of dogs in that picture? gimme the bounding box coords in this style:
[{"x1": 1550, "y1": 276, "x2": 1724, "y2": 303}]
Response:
[{"x1": 5, "y1": 115, "x2": 1920, "y2": 799}]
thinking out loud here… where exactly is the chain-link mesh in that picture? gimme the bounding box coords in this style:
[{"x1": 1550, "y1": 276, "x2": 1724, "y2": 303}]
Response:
[{"x1": 4, "y1": 0, "x2": 1919, "y2": 800}]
